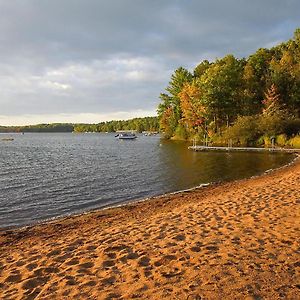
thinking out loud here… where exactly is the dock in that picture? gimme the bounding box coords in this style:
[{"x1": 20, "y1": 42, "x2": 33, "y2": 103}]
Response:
[{"x1": 188, "y1": 145, "x2": 300, "y2": 153}]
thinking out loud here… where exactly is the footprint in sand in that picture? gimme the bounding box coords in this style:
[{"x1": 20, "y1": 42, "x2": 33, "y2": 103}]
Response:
[
  {"x1": 65, "y1": 258, "x2": 80, "y2": 266},
  {"x1": 138, "y1": 256, "x2": 150, "y2": 267},
  {"x1": 101, "y1": 276, "x2": 116, "y2": 286},
  {"x1": 102, "y1": 260, "x2": 115, "y2": 268},
  {"x1": 172, "y1": 234, "x2": 186, "y2": 241},
  {"x1": 25, "y1": 263, "x2": 38, "y2": 271},
  {"x1": 5, "y1": 273, "x2": 22, "y2": 283},
  {"x1": 22, "y1": 276, "x2": 49, "y2": 291},
  {"x1": 46, "y1": 249, "x2": 61, "y2": 257}
]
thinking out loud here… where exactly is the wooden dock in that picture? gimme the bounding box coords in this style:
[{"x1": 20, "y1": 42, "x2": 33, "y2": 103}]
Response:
[{"x1": 188, "y1": 145, "x2": 300, "y2": 153}]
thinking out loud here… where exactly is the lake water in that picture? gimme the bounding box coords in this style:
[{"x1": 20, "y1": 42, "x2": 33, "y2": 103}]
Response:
[{"x1": 0, "y1": 133, "x2": 293, "y2": 229}]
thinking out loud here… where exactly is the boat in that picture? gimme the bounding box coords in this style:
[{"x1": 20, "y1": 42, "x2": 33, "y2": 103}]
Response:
[
  {"x1": 1, "y1": 138, "x2": 14, "y2": 141},
  {"x1": 142, "y1": 131, "x2": 159, "y2": 136},
  {"x1": 115, "y1": 131, "x2": 137, "y2": 140}
]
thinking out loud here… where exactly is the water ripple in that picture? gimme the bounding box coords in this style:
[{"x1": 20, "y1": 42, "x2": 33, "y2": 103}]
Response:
[{"x1": 0, "y1": 133, "x2": 292, "y2": 228}]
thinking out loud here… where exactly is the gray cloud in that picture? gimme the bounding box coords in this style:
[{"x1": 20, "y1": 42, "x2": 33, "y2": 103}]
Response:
[{"x1": 0, "y1": 0, "x2": 299, "y2": 124}]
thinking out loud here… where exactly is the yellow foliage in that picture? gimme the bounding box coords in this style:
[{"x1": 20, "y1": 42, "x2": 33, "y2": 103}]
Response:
[
  {"x1": 179, "y1": 82, "x2": 206, "y2": 130},
  {"x1": 276, "y1": 134, "x2": 287, "y2": 146},
  {"x1": 288, "y1": 135, "x2": 300, "y2": 148}
]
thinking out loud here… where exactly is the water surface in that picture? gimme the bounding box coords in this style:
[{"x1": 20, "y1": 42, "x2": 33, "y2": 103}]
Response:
[{"x1": 0, "y1": 133, "x2": 292, "y2": 228}]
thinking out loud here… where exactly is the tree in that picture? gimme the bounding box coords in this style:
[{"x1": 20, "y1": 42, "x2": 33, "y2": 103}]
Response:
[
  {"x1": 199, "y1": 55, "x2": 244, "y2": 130},
  {"x1": 262, "y1": 84, "x2": 282, "y2": 116},
  {"x1": 158, "y1": 67, "x2": 192, "y2": 135},
  {"x1": 194, "y1": 60, "x2": 211, "y2": 78},
  {"x1": 242, "y1": 62, "x2": 263, "y2": 115},
  {"x1": 246, "y1": 48, "x2": 273, "y2": 104},
  {"x1": 157, "y1": 28, "x2": 300, "y2": 142},
  {"x1": 179, "y1": 81, "x2": 207, "y2": 135},
  {"x1": 159, "y1": 107, "x2": 178, "y2": 138},
  {"x1": 259, "y1": 84, "x2": 288, "y2": 136}
]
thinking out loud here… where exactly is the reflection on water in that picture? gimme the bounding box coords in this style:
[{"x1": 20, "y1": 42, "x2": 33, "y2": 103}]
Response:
[
  {"x1": 157, "y1": 139, "x2": 288, "y2": 190},
  {"x1": 0, "y1": 133, "x2": 293, "y2": 228}
]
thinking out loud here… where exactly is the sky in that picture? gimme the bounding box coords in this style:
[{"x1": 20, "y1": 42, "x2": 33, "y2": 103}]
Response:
[{"x1": 0, "y1": 0, "x2": 299, "y2": 126}]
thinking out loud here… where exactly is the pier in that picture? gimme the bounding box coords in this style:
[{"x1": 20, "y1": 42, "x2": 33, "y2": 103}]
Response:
[{"x1": 188, "y1": 145, "x2": 300, "y2": 153}]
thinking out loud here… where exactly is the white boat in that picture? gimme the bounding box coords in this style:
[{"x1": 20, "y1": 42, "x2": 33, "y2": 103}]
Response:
[
  {"x1": 115, "y1": 132, "x2": 137, "y2": 140},
  {"x1": 142, "y1": 131, "x2": 159, "y2": 136}
]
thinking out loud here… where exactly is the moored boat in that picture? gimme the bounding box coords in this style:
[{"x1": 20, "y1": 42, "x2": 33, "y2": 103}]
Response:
[
  {"x1": 115, "y1": 131, "x2": 137, "y2": 140},
  {"x1": 1, "y1": 138, "x2": 14, "y2": 141}
]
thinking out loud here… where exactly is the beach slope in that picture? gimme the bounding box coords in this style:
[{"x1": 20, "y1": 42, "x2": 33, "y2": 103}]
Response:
[{"x1": 0, "y1": 158, "x2": 299, "y2": 299}]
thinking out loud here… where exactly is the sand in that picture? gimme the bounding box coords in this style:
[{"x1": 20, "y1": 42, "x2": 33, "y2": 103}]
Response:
[{"x1": 0, "y1": 157, "x2": 299, "y2": 300}]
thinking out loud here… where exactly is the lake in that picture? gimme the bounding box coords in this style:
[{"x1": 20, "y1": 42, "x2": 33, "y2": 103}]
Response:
[{"x1": 0, "y1": 133, "x2": 293, "y2": 229}]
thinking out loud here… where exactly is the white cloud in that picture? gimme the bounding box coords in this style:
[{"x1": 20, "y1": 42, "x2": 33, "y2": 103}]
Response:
[
  {"x1": 0, "y1": 0, "x2": 299, "y2": 124},
  {"x1": 40, "y1": 81, "x2": 72, "y2": 91},
  {"x1": 0, "y1": 56, "x2": 169, "y2": 117}
]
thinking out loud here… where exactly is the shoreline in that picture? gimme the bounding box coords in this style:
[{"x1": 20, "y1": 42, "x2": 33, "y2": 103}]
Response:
[
  {"x1": 1, "y1": 155, "x2": 300, "y2": 299},
  {"x1": 0, "y1": 152, "x2": 297, "y2": 233}
]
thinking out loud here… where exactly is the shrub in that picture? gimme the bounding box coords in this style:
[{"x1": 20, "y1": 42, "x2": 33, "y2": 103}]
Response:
[
  {"x1": 276, "y1": 134, "x2": 287, "y2": 146},
  {"x1": 173, "y1": 124, "x2": 189, "y2": 140},
  {"x1": 288, "y1": 135, "x2": 300, "y2": 148},
  {"x1": 262, "y1": 135, "x2": 271, "y2": 147},
  {"x1": 257, "y1": 135, "x2": 278, "y2": 147},
  {"x1": 223, "y1": 115, "x2": 261, "y2": 146},
  {"x1": 256, "y1": 136, "x2": 265, "y2": 146},
  {"x1": 257, "y1": 113, "x2": 286, "y2": 136},
  {"x1": 210, "y1": 134, "x2": 227, "y2": 146}
]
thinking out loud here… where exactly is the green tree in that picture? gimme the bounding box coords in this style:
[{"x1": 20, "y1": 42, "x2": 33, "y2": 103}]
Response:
[
  {"x1": 194, "y1": 60, "x2": 211, "y2": 78},
  {"x1": 199, "y1": 55, "x2": 244, "y2": 130}
]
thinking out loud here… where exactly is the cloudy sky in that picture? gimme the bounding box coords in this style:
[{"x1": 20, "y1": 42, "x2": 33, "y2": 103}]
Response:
[{"x1": 0, "y1": 0, "x2": 299, "y2": 125}]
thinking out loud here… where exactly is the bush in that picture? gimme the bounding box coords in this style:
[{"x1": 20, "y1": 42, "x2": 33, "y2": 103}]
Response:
[
  {"x1": 210, "y1": 134, "x2": 227, "y2": 146},
  {"x1": 276, "y1": 134, "x2": 288, "y2": 146},
  {"x1": 257, "y1": 113, "x2": 286, "y2": 136},
  {"x1": 223, "y1": 115, "x2": 261, "y2": 146},
  {"x1": 262, "y1": 135, "x2": 272, "y2": 147},
  {"x1": 172, "y1": 124, "x2": 189, "y2": 140},
  {"x1": 288, "y1": 135, "x2": 300, "y2": 148},
  {"x1": 256, "y1": 136, "x2": 265, "y2": 146}
]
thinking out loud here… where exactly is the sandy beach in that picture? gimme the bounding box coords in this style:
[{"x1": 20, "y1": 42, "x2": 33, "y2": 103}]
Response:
[{"x1": 0, "y1": 157, "x2": 299, "y2": 300}]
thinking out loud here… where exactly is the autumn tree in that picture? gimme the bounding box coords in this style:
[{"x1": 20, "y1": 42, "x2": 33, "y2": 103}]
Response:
[
  {"x1": 179, "y1": 81, "x2": 207, "y2": 135},
  {"x1": 158, "y1": 67, "x2": 193, "y2": 136},
  {"x1": 262, "y1": 84, "x2": 283, "y2": 114},
  {"x1": 259, "y1": 84, "x2": 288, "y2": 136},
  {"x1": 159, "y1": 107, "x2": 178, "y2": 138},
  {"x1": 157, "y1": 28, "x2": 300, "y2": 141}
]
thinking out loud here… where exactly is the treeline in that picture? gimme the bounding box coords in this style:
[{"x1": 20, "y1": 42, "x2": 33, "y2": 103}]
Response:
[
  {"x1": 158, "y1": 29, "x2": 300, "y2": 147},
  {"x1": 73, "y1": 117, "x2": 158, "y2": 133},
  {"x1": 0, "y1": 117, "x2": 159, "y2": 133},
  {"x1": 0, "y1": 123, "x2": 73, "y2": 133}
]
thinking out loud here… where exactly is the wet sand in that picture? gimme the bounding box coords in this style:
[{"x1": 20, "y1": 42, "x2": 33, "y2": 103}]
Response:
[{"x1": 0, "y1": 157, "x2": 299, "y2": 300}]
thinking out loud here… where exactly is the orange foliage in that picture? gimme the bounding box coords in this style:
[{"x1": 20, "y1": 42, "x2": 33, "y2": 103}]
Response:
[
  {"x1": 179, "y1": 83, "x2": 206, "y2": 129},
  {"x1": 160, "y1": 107, "x2": 174, "y2": 131}
]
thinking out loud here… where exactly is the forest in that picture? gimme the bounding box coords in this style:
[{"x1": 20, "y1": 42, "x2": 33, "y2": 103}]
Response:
[
  {"x1": 73, "y1": 117, "x2": 158, "y2": 133},
  {"x1": 0, "y1": 117, "x2": 159, "y2": 133},
  {"x1": 157, "y1": 29, "x2": 300, "y2": 148}
]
